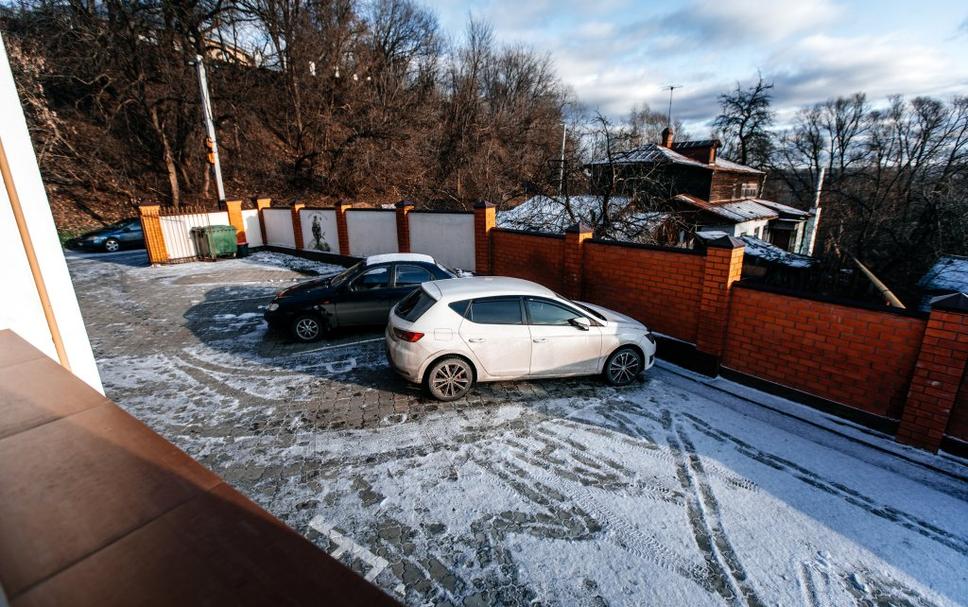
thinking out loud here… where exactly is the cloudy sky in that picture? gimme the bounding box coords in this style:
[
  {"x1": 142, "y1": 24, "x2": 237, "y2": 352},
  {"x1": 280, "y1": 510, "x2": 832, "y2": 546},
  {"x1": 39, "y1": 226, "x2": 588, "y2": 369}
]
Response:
[{"x1": 425, "y1": 0, "x2": 968, "y2": 133}]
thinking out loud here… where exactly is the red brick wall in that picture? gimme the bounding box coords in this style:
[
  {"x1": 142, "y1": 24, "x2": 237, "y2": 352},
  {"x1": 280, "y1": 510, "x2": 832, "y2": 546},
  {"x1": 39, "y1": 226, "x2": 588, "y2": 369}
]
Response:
[
  {"x1": 491, "y1": 230, "x2": 565, "y2": 292},
  {"x1": 947, "y1": 373, "x2": 968, "y2": 442},
  {"x1": 582, "y1": 241, "x2": 705, "y2": 343},
  {"x1": 723, "y1": 286, "x2": 926, "y2": 418}
]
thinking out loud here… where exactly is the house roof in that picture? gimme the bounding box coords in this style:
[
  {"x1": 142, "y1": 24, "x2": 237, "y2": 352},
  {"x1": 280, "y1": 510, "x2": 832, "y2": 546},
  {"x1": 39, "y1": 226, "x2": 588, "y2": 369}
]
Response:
[
  {"x1": 918, "y1": 255, "x2": 968, "y2": 293},
  {"x1": 672, "y1": 139, "x2": 720, "y2": 150},
  {"x1": 675, "y1": 194, "x2": 779, "y2": 223},
  {"x1": 746, "y1": 198, "x2": 811, "y2": 220},
  {"x1": 587, "y1": 143, "x2": 764, "y2": 174},
  {"x1": 497, "y1": 195, "x2": 670, "y2": 241}
]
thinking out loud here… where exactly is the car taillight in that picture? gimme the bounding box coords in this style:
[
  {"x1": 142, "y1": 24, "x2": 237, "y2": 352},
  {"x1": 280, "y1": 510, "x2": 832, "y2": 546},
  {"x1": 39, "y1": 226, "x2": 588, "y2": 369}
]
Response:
[{"x1": 393, "y1": 328, "x2": 424, "y2": 342}]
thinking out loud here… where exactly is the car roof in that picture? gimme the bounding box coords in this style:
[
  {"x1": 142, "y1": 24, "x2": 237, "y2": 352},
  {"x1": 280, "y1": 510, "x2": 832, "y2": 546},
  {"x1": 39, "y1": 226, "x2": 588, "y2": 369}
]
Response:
[
  {"x1": 365, "y1": 253, "x2": 435, "y2": 266},
  {"x1": 424, "y1": 276, "x2": 556, "y2": 301}
]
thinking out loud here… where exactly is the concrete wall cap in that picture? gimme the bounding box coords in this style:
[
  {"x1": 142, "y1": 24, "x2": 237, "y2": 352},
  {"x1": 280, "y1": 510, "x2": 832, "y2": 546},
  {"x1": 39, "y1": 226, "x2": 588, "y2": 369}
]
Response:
[{"x1": 395, "y1": 200, "x2": 415, "y2": 209}]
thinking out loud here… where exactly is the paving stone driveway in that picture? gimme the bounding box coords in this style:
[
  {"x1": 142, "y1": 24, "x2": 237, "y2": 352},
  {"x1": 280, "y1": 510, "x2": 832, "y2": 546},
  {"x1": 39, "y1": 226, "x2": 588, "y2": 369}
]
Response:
[{"x1": 68, "y1": 250, "x2": 968, "y2": 607}]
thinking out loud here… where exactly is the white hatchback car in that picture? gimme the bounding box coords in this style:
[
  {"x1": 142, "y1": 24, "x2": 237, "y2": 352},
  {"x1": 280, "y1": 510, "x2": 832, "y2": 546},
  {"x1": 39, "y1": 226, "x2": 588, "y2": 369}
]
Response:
[{"x1": 386, "y1": 276, "x2": 657, "y2": 400}]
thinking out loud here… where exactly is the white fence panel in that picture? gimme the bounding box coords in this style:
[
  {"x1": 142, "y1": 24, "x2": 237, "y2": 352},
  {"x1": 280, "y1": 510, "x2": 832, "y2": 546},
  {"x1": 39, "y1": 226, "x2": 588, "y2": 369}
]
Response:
[
  {"x1": 263, "y1": 208, "x2": 296, "y2": 248},
  {"x1": 345, "y1": 210, "x2": 397, "y2": 257},
  {"x1": 241, "y1": 208, "x2": 263, "y2": 247},
  {"x1": 160, "y1": 211, "x2": 229, "y2": 260},
  {"x1": 299, "y1": 208, "x2": 338, "y2": 253},
  {"x1": 409, "y1": 212, "x2": 476, "y2": 271}
]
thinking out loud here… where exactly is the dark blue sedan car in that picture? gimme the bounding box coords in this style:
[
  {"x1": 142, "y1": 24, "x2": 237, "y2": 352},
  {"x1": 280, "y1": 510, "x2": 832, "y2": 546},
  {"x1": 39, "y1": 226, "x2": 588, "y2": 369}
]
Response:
[{"x1": 66, "y1": 218, "x2": 145, "y2": 252}]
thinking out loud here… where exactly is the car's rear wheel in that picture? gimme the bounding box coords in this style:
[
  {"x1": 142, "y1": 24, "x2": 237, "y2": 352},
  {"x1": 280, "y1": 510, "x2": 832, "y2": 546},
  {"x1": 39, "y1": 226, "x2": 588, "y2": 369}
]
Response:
[
  {"x1": 604, "y1": 346, "x2": 643, "y2": 386},
  {"x1": 291, "y1": 314, "x2": 325, "y2": 342},
  {"x1": 104, "y1": 238, "x2": 120, "y2": 252},
  {"x1": 425, "y1": 356, "x2": 474, "y2": 401}
]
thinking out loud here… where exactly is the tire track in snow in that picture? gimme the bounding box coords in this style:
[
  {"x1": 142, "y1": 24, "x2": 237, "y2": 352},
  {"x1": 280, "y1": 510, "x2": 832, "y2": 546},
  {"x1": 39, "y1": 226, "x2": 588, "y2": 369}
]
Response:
[{"x1": 683, "y1": 412, "x2": 968, "y2": 558}]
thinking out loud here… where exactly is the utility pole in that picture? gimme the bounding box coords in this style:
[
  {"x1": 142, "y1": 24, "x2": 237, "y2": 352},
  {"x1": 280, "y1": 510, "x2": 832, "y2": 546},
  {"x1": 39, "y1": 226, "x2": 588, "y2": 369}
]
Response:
[
  {"x1": 194, "y1": 54, "x2": 226, "y2": 206},
  {"x1": 557, "y1": 122, "x2": 567, "y2": 197},
  {"x1": 664, "y1": 84, "x2": 681, "y2": 126}
]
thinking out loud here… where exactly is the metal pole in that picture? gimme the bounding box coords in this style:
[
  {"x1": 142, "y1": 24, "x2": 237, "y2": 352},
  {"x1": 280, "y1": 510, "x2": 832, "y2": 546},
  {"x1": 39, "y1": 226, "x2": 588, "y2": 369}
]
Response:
[
  {"x1": 557, "y1": 122, "x2": 567, "y2": 197},
  {"x1": 195, "y1": 55, "x2": 226, "y2": 206}
]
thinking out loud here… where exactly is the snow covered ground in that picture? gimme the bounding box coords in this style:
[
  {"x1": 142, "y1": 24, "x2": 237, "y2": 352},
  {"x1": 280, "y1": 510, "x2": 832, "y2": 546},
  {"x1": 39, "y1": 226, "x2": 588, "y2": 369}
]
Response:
[{"x1": 67, "y1": 250, "x2": 968, "y2": 606}]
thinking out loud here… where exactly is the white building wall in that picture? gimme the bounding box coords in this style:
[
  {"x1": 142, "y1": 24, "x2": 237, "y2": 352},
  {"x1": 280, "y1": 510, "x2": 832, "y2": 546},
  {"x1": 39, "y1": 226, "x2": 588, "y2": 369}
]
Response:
[
  {"x1": 263, "y1": 208, "x2": 296, "y2": 248},
  {"x1": 345, "y1": 210, "x2": 397, "y2": 257},
  {"x1": 241, "y1": 208, "x2": 264, "y2": 247},
  {"x1": 0, "y1": 33, "x2": 102, "y2": 392},
  {"x1": 299, "y1": 209, "x2": 338, "y2": 253},
  {"x1": 409, "y1": 212, "x2": 476, "y2": 271}
]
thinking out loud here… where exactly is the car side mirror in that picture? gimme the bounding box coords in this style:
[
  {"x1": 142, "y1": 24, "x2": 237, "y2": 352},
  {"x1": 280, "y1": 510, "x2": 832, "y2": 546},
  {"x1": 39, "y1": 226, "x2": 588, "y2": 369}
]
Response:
[{"x1": 569, "y1": 317, "x2": 591, "y2": 331}]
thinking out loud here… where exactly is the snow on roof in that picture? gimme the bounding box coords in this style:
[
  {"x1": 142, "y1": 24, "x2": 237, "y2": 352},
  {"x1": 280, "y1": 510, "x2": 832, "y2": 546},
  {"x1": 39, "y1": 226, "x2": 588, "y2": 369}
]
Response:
[
  {"x1": 675, "y1": 194, "x2": 778, "y2": 223},
  {"x1": 498, "y1": 195, "x2": 669, "y2": 241},
  {"x1": 738, "y1": 235, "x2": 817, "y2": 269},
  {"x1": 498, "y1": 195, "x2": 629, "y2": 233},
  {"x1": 672, "y1": 139, "x2": 720, "y2": 150},
  {"x1": 365, "y1": 252, "x2": 435, "y2": 265},
  {"x1": 918, "y1": 255, "x2": 968, "y2": 293},
  {"x1": 587, "y1": 143, "x2": 764, "y2": 174}
]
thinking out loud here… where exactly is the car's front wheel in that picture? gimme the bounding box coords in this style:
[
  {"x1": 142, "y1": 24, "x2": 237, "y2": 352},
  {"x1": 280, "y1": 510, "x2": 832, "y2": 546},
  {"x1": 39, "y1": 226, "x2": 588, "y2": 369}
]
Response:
[
  {"x1": 104, "y1": 238, "x2": 120, "y2": 252},
  {"x1": 425, "y1": 356, "x2": 474, "y2": 401},
  {"x1": 604, "y1": 346, "x2": 643, "y2": 386},
  {"x1": 291, "y1": 314, "x2": 325, "y2": 342}
]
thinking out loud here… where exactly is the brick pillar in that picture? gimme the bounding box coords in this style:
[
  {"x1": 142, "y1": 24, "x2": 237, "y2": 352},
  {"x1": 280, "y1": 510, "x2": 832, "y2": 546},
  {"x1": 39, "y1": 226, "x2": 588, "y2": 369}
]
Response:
[
  {"x1": 395, "y1": 201, "x2": 414, "y2": 253},
  {"x1": 897, "y1": 293, "x2": 968, "y2": 452},
  {"x1": 473, "y1": 201, "x2": 496, "y2": 274},
  {"x1": 225, "y1": 199, "x2": 245, "y2": 243},
  {"x1": 291, "y1": 202, "x2": 305, "y2": 249},
  {"x1": 335, "y1": 200, "x2": 351, "y2": 255},
  {"x1": 696, "y1": 235, "x2": 744, "y2": 359},
  {"x1": 255, "y1": 197, "x2": 271, "y2": 246},
  {"x1": 563, "y1": 223, "x2": 592, "y2": 300},
  {"x1": 138, "y1": 205, "x2": 168, "y2": 264}
]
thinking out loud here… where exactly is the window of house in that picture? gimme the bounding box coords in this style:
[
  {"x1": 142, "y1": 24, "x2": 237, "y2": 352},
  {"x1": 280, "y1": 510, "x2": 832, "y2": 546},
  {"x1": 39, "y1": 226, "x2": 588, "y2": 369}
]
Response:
[
  {"x1": 741, "y1": 183, "x2": 759, "y2": 197},
  {"x1": 468, "y1": 297, "x2": 523, "y2": 325}
]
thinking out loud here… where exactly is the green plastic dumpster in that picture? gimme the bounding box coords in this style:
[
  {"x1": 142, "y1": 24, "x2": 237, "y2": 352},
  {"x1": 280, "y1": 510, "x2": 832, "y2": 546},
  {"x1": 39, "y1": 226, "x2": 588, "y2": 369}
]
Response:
[{"x1": 190, "y1": 225, "x2": 238, "y2": 260}]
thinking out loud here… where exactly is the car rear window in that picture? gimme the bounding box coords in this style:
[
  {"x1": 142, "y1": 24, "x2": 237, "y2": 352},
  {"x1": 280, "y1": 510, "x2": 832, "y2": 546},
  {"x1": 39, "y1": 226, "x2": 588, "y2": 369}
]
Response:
[{"x1": 395, "y1": 288, "x2": 437, "y2": 322}]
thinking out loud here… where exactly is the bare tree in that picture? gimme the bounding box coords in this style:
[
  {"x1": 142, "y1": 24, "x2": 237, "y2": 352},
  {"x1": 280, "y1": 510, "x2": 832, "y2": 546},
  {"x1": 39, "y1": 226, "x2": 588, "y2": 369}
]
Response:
[{"x1": 713, "y1": 74, "x2": 775, "y2": 168}]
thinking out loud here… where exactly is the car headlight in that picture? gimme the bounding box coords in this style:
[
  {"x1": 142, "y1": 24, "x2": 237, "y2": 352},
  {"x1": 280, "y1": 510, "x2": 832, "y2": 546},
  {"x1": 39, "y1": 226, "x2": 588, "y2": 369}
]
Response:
[
  {"x1": 267, "y1": 302, "x2": 280, "y2": 312},
  {"x1": 645, "y1": 332, "x2": 656, "y2": 344},
  {"x1": 88, "y1": 236, "x2": 106, "y2": 243}
]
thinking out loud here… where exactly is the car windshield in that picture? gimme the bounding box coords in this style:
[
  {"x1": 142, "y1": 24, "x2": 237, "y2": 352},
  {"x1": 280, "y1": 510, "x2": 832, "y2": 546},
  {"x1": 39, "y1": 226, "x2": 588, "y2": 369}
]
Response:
[{"x1": 329, "y1": 262, "x2": 363, "y2": 287}]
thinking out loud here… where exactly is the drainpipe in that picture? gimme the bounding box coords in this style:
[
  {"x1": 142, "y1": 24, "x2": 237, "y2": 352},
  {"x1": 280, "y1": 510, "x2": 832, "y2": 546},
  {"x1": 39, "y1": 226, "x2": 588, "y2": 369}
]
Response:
[{"x1": 800, "y1": 167, "x2": 824, "y2": 256}]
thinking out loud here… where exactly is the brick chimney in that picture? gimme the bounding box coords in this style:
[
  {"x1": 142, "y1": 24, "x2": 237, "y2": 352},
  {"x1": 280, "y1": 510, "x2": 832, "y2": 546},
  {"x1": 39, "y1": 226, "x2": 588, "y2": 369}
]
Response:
[{"x1": 661, "y1": 127, "x2": 674, "y2": 148}]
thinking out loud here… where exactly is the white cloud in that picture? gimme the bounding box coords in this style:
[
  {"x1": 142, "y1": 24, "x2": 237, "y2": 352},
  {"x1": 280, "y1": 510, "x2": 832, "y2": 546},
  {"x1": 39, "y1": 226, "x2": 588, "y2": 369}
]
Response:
[{"x1": 661, "y1": 0, "x2": 842, "y2": 43}]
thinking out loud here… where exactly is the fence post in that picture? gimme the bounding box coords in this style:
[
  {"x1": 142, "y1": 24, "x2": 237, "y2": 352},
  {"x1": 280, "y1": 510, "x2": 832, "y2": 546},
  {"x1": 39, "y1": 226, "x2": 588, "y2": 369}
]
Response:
[
  {"x1": 395, "y1": 201, "x2": 414, "y2": 253},
  {"x1": 563, "y1": 223, "x2": 592, "y2": 300},
  {"x1": 896, "y1": 293, "x2": 968, "y2": 452},
  {"x1": 291, "y1": 202, "x2": 305, "y2": 249},
  {"x1": 473, "y1": 201, "x2": 495, "y2": 275},
  {"x1": 335, "y1": 201, "x2": 351, "y2": 255},
  {"x1": 225, "y1": 199, "x2": 245, "y2": 242},
  {"x1": 255, "y1": 197, "x2": 271, "y2": 246},
  {"x1": 696, "y1": 235, "x2": 745, "y2": 362},
  {"x1": 138, "y1": 205, "x2": 168, "y2": 264}
]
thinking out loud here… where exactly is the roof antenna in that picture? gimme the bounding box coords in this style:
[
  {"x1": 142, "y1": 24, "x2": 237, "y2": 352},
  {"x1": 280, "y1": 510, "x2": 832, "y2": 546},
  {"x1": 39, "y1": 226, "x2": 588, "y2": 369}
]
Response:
[{"x1": 664, "y1": 84, "x2": 682, "y2": 126}]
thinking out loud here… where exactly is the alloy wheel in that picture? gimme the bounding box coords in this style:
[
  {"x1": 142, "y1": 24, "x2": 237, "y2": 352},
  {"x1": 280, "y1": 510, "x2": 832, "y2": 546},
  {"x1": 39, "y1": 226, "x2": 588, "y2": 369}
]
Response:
[
  {"x1": 294, "y1": 317, "x2": 320, "y2": 341},
  {"x1": 105, "y1": 239, "x2": 120, "y2": 252},
  {"x1": 431, "y1": 360, "x2": 471, "y2": 400},
  {"x1": 608, "y1": 350, "x2": 641, "y2": 385}
]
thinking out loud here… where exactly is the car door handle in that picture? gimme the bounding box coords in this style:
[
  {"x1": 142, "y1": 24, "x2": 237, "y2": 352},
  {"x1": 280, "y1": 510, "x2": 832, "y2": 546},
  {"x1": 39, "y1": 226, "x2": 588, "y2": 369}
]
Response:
[
  {"x1": 532, "y1": 338, "x2": 548, "y2": 343},
  {"x1": 468, "y1": 337, "x2": 486, "y2": 343}
]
